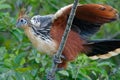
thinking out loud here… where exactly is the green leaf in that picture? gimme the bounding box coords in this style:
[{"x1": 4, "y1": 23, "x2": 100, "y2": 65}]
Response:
[
  {"x1": 11, "y1": 29, "x2": 23, "y2": 42},
  {"x1": 58, "y1": 70, "x2": 69, "y2": 76},
  {"x1": 14, "y1": 72, "x2": 24, "y2": 80},
  {"x1": 4, "y1": 58, "x2": 14, "y2": 68},
  {"x1": 39, "y1": 67, "x2": 45, "y2": 72},
  {"x1": 0, "y1": 4, "x2": 11, "y2": 9},
  {"x1": 14, "y1": 52, "x2": 27, "y2": 65},
  {"x1": 15, "y1": 67, "x2": 31, "y2": 72},
  {"x1": 0, "y1": 0, "x2": 6, "y2": 4},
  {"x1": 0, "y1": 67, "x2": 9, "y2": 73},
  {"x1": 0, "y1": 47, "x2": 7, "y2": 61},
  {"x1": 97, "y1": 61, "x2": 114, "y2": 67}
]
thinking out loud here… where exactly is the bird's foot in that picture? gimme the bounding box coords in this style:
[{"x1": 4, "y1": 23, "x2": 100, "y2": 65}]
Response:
[
  {"x1": 60, "y1": 55, "x2": 66, "y2": 59},
  {"x1": 53, "y1": 54, "x2": 66, "y2": 64}
]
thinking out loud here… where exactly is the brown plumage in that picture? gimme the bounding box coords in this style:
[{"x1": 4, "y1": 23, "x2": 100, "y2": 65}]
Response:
[{"x1": 16, "y1": 4, "x2": 119, "y2": 69}]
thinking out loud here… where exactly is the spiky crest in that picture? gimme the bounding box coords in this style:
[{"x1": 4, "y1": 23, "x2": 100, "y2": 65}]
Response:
[{"x1": 18, "y1": 6, "x2": 32, "y2": 20}]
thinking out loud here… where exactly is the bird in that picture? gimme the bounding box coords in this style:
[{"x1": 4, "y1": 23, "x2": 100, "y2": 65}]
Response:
[{"x1": 16, "y1": 3, "x2": 120, "y2": 69}]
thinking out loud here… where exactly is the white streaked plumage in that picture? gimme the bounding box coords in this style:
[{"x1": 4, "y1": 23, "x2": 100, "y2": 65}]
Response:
[
  {"x1": 31, "y1": 15, "x2": 41, "y2": 27},
  {"x1": 24, "y1": 26, "x2": 57, "y2": 55}
]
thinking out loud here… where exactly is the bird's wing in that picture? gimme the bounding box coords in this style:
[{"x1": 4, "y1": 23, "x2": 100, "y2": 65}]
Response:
[{"x1": 53, "y1": 4, "x2": 118, "y2": 39}]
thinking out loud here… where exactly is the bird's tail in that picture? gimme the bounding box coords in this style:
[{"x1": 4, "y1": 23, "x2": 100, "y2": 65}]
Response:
[{"x1": 84, "y1": 40, "x2": 120, "y2": 60}]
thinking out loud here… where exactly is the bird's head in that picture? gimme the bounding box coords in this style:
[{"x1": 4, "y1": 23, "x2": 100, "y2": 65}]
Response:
[{"x1": 16, "y1": 8, "x2": 31, "y2": 29}]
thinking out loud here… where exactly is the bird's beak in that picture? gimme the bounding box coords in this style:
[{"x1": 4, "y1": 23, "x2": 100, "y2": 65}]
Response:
[
  {"x1": 118, "y1": 14, "x2": 120, "y2": 20},
  {"x1": 116, "y1": 13, "x2": 119, "y2": 20},
  {"x1": 16, "y1": 22, "x2": 21, "y2": 28}
]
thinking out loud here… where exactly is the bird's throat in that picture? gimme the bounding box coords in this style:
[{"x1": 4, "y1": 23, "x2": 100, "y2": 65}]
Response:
[{"x1": 24, "y1": 27, "x2": 58, "y2": 55}]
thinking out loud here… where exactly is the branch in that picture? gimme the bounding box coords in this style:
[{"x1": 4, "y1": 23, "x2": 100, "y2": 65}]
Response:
[
  {"x1": 47, "y1": 0, "x2": 79, "y2": 80},
  {"x1": 107, "y1": 32, "x2": 120, "y2": 39},
  {"x1": 46, "y1": 0, "x2": 59, "y2": 10}
]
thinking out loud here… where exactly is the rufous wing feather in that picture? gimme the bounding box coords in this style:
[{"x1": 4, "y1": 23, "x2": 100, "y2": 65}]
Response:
[
  {"x1": 53, "y1": 4, "x2": 118, "y2": 39},
  {"x1": 50, "y1": 4, "x2": 119, "y2": 68}
]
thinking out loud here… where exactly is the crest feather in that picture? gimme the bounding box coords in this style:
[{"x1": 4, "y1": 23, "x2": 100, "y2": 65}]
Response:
[
  {"x1": 18, "y1": 8, "x2": 26, "y2": 18},
  {"x1": 18, "y1": 6, "x2": 32, "y2": 18}
]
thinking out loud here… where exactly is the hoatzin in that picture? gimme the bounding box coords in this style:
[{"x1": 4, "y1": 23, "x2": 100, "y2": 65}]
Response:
[{"x1": 16, "y1": 4, "x2": 120, "y2": 68}]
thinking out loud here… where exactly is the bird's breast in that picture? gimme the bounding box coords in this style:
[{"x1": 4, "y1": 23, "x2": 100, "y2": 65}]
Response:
[{"x1": 24, "y1": 27, "x2": 58, "y2": 55}]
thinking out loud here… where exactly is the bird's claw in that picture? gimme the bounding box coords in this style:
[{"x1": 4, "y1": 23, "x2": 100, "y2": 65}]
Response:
[
  {"x1": 53, "y1": 55, "x2": 62, "y2": 64},
  {"x1": 53, "y1": 55, "x2": 65, "y2": 64},
  {"x1": 60, "y1": 55, "x2": 66, "y2": 60}
]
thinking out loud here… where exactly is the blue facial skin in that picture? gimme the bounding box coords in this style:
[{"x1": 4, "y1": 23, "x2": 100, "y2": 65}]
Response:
[{"x1": 16, "y1": 18, "x2": 27, "y2": 28}]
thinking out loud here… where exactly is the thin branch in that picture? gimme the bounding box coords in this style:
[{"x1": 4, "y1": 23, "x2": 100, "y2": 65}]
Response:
[
  {"x1": 107, "y1": 32, "x2": 120, "y2": 39},
  {"x1": 46, "y1": 0, "x2": 59, "y2": 10},
  {"x1": 47, "y1": 0, "x2": 79, "y2": 80}
]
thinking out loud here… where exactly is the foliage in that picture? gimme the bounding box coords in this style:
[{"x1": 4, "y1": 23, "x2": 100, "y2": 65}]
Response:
[{"x1": 0, "y1": 0, "x2": 120, "y2": 80}]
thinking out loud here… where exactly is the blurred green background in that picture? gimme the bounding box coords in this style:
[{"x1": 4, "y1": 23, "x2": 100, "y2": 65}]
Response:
[{"x1": 0, "y1": 0, "x2": 120, "y2": 80}]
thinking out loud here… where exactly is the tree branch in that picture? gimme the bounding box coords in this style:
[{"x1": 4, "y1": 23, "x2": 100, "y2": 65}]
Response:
[
  {"x1": 107, "y1": 32, "x2": 120, "y2": 39},
  {"x1": 47, "y1": 0, "x2": 79, "y2": 80}
]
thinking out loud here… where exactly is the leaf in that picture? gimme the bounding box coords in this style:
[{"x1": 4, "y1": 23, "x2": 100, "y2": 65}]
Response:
[
  {"x1": 15, "y1": 67, "x2": 31, "y2": 72},
  {"x1": 0, "y1": 4, "x2": 11, "y2": 9},
  {"x1": 20, "y1": 58, "x2": 26, "y2": 66},
  {"x1": 14, "y1": 72, "x2": 24, "y2": 80},
  {"x1": 0, "y1": 67, "x2": 9, "y2": 73},
  {"x1": 14, "y1": 52, "x2": 27, "y2": 65},
  {"x1": 39, "y1": 68, "x2": 45, "y2": 72},
  {"x1": 79, "y1": 69, "x2": 92, "y2": 80},
  {"x1": 35, "y1": 54, "x2": 41, "y2": 63},
  {"x1": 24, "y1": 73, "x2": 33, "y2": 80},
  {"x1": 10, "y1": 29, "x2": 23, "y2": 42},
  {"x1": 97, "y1": 61, "x2": 114, "y2": 67},
  {"x1": 0, "y1": 47, "x2": 7, "y2": 61},
  {"x1": 0, "y1": 0, "x2": 6, "y2": 4},
  {"x1": 4, "y1": 58, "x2": 14, "y2": 68},
  {"x1": 31, "y1": 68, "x2": 38, "y2": 76},
  {"x1": 58, "y1": 70, "x2": 69, "y2": 76}
]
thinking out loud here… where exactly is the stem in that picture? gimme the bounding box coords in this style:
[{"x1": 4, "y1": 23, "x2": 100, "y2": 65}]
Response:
[{"x1": 47, "y1": 0, "x2": 79, "y2": 80}]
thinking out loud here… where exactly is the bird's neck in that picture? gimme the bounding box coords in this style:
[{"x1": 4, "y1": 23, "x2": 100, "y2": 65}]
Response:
[
  {"x1": 23, "y1": 26, "x2": 35, "y2": 42},
  {"x1": 23, "y1": 26, "x2": 58, "y2": 55}
]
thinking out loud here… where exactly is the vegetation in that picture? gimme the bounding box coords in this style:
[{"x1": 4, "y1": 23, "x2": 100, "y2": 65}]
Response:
[{"x1": 0, "y1": 0, "x2": 120, "y2": 80}]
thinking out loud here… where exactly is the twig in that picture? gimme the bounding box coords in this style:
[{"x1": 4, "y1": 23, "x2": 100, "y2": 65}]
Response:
[
  {"x1": 107, "y1": 32, "x2": 120, "y2": 39},
  {"x1": 46, "y1": 0, "x2": 59, "y2": 10},
  {"x1": 47, "y1": 0, "x2": 79, "y2": 80}
]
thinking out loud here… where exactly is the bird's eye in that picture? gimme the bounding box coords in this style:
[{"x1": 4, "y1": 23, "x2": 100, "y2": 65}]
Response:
[
  {"x1": 20, "y1": 18, "x2": 27, "y2": 24},
  {"x1": 20, "y1": 19, "x2": 24, "y2": 23}
]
